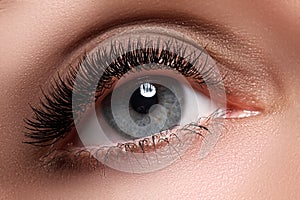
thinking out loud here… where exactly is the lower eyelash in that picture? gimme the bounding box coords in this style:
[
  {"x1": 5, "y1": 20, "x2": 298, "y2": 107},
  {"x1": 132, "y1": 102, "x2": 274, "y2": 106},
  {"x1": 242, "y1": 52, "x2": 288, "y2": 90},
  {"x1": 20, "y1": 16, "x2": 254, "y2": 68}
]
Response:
[{"x1": 39, "y1": 110, "x2": 227, "y2": 174}]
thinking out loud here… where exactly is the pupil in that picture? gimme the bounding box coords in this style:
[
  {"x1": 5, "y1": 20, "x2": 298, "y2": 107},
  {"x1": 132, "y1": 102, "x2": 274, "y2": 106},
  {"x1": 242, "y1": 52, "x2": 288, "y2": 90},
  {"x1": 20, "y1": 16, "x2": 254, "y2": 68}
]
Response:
[{"x1": 130, "y1": 83, "x2": 158, "y2": 114}]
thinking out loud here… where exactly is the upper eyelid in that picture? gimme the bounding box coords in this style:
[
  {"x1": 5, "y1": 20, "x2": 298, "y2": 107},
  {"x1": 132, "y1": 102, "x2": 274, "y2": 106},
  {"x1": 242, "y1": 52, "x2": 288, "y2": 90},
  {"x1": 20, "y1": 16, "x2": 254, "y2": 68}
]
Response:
[
  {"x1": 59, "y1": 17, "x2": 268, "y2": 91},
  {"x1": 32, "y1": 20, "x2": 271, "y2": 118},
  {"x1": 62, "y1": 20, "x2": 270, "y2": 98},
  {"x1": 61, "y1": 18, "x2": 245, "y2": 66}
]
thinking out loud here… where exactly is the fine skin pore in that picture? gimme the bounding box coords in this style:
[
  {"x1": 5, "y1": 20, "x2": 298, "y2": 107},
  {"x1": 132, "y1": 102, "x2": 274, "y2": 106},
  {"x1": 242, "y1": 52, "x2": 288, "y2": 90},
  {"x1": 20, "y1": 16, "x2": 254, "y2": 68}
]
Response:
[{"x1": 0, "y1": 0, "x2": 299, "y2": 199}]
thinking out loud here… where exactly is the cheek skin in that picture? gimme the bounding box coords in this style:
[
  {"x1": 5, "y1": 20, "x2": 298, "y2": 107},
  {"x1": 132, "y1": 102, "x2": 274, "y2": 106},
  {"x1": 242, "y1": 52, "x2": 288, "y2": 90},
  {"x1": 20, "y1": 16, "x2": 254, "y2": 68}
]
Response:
[
  {"x1": 22, "y1": 112, "x2": 297, "y2": 200},
  {"x1": 93, "y1": 114, "x2": 298, "y2": 200}
]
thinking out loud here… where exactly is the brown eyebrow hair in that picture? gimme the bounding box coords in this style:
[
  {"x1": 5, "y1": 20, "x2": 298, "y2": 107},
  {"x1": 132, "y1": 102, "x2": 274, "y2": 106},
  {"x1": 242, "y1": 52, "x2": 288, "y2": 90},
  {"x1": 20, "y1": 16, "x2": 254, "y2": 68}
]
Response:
[
  {"x1": 0, "y1": 0, "x2": 7, "y2": 11},
  {"x1": 0, "y1": 0, "x2": 13, "y2": 11}
]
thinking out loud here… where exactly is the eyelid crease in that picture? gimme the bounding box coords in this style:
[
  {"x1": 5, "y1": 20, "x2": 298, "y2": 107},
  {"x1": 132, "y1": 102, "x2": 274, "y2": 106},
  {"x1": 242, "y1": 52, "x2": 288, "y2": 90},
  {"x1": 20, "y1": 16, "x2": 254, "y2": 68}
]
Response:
[
  {"x1": 60, "y1": 18, "x2": 270, "y2": 99},
  {"x1": 60, "y1": 17, "x2": 251, "y2": 70},
  {"x1": 52, "y1": 10, "x2": 274, "y2": 107},
  {"x1": 55, "y1": 19, "x2": 273, "y2": 113}
]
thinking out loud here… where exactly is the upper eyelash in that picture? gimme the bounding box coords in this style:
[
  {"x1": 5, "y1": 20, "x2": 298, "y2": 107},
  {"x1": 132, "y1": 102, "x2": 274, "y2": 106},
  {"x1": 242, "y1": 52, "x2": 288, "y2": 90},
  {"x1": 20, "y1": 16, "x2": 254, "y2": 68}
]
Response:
[{"x1": 24, "y1": 37, "x2": 223, "y2": 147}]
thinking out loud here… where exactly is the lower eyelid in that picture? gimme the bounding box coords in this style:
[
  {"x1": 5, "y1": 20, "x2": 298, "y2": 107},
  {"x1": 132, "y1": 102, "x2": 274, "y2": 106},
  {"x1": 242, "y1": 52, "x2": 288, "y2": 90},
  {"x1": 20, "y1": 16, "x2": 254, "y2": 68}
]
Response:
[
  {"x1": 39, "y1": 105, "x2": 260, "y2": 173},
  {"x1": 31, "y1": 105, "x2": 260, "y2": 173},
  {"x1": 40, "y1": 111, "x2": 224, "y2": 173}
]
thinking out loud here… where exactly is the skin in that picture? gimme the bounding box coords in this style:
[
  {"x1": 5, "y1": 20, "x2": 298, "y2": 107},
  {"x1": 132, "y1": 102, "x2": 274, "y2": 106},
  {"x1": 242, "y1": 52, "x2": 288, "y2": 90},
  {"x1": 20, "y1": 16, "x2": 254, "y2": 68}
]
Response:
[{"x1": 0, "y1": 0, "x2": 299, "y2": 199}]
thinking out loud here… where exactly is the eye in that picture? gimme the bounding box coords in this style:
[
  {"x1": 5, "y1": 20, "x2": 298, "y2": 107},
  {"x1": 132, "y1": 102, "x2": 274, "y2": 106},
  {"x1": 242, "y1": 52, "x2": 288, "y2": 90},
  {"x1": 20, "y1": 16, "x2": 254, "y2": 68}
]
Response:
[
  {"x1": 24, "y1": 27, "x2": 259, "y2": 173},
  {"x1": 100, "y1": 77, "x2": 213, "y2": 140}
]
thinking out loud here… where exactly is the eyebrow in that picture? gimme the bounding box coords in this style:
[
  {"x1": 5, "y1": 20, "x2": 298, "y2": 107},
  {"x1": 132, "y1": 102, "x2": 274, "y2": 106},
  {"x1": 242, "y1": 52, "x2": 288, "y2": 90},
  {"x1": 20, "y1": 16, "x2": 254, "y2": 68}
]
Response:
[
  {"x1": 0, "y1": 1, "x2": 7, "y2": 11},
  {"x1": 0, "y1": 0, "x2": 13, "y2": 11}
]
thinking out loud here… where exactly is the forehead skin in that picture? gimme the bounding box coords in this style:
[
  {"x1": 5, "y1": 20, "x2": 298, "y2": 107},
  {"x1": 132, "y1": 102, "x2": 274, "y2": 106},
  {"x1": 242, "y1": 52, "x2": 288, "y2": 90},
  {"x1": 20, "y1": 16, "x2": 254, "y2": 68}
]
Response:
[{"x1": 0, "y1": 0, "x2": 299, "y2": 199}]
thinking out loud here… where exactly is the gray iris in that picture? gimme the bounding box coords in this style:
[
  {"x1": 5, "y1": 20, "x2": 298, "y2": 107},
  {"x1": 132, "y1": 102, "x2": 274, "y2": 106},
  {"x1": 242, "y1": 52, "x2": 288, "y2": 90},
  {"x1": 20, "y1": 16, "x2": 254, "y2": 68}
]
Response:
[{"x1": 101, "y1": 82, "x2": 182, "y2": 139}]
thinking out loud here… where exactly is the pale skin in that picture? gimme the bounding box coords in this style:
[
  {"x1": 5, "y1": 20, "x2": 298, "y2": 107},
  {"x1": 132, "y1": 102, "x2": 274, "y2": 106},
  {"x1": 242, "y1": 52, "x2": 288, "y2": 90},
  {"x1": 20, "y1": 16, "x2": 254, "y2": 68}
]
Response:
[{"x1": 0, "y1": 0, "x2": 299, "y2": 199}]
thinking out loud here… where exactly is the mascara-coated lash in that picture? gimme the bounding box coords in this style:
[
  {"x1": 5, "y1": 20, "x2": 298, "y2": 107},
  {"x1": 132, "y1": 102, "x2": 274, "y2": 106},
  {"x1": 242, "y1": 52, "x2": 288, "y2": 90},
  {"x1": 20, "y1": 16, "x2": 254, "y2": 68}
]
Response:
[{"x1": 24, "y1": 36, "x2": 223, "y2": 147}]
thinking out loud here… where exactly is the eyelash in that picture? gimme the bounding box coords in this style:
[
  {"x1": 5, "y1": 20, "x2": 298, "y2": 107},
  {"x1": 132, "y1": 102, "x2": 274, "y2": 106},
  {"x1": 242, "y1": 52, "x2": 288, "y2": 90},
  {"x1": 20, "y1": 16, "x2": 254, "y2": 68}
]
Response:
[
  {"x1": 24, "y1": 35, "x2": 226, "y2": 172},
  {"x1": 41, "y1": 113, "x2": 222, "y2": 172}
]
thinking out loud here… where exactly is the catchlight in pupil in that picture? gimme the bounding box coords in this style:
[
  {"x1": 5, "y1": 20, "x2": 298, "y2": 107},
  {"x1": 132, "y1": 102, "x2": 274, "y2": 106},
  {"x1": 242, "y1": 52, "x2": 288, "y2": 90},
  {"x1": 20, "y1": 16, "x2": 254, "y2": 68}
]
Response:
[
  {"x1": 130, "y1": 83, "x2": 158, "y2": 114},
  {"x1": 140, "y1": 83, "x2": 156, "y2": 98}
]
